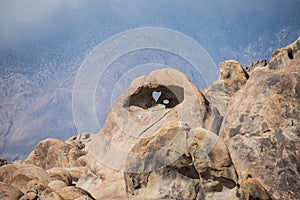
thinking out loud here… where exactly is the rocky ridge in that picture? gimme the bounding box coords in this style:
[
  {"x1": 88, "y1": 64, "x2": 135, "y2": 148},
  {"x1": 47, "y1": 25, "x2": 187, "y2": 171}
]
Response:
[{"x1": 0, "y1": 36, "x2": 299, "y2": 199}]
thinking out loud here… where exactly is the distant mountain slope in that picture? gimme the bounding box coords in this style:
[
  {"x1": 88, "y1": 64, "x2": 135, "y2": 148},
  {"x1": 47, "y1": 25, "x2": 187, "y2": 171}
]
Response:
[{"x1": 0, "y1": 67, "x2": 77, "y2": 161}]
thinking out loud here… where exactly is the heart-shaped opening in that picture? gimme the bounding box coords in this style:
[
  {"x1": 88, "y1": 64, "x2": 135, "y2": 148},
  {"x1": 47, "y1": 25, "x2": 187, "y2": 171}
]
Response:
[
  {"x1": 152, "y1": 91, "x2": 162, "y2": 102},
  {"x1": 127, "y1": 84, "x2": 184, "y2": 109}
]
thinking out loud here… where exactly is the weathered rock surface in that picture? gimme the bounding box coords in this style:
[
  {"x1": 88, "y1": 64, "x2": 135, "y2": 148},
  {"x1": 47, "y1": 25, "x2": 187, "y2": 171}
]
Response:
[
  {"x1": 100, "y1": 68, "x2": 222, "y2": 143},
  {"x1": 269, "y1": 36, "x2": 300, "y2": 70},
  {"x1": 53, "y1": 186, "x2": 95, "y2": 200},
  {"x1": 82, "y1": 68, "x2": 223, "y2": 199},
  {"x1": 221, "y1": 36, "x2": 300, "y2": 200},
  {"x1": 0, "y1": 163, "x2": 52, "y2": 193},
  {"x1": 47, "y1": 167, "x2": 73, "y2": 186},
  {"x1": 0, "y1": 36, "x2": 299, "y2": 200},
  {"x1": 202, "y1": 60, "x2": 249, "y2": 117},
  {"x1": 244, "y1": 59, "x2": 268, "y2": 72},
  {"x1": 74, "y1": 154, "x2": 126, "y2": 200},
  {"x1": 0, "y1": 136, "x2": 101, "y2": 199},
  {"x1": 124, "y1": 123, "x2": 238, "y2": 199},
  {"x1": 24, "y1": 138, "x2": 87, "y2": 169},
  {"x1": 0, "y1": 182, "x2": 23, "y2": 200}
]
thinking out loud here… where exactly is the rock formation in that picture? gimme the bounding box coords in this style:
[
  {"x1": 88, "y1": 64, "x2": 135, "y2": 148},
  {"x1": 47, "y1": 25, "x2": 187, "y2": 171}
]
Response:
[
  {"x1": 202, "y1": 60, "x2": 249, "y2": 117},
  {"x1": 0, "y1": 36, "x2": 299, "y2": 200},
  {"x1": 244, "y1": 59, "x2": 268, "y2": 72},
  {"x1": 221, "y1": 36, "x2": 300, "y2": 200}
]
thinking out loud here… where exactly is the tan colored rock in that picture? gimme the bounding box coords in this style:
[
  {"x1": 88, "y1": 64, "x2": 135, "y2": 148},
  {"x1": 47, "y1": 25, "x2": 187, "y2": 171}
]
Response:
[
  {"x1": 75, "y1": 156, "x2": 88, "y2": 167},
  {"x1": 269, "y1": 36, "x2": 300, "y2": 70},
  {"x1": 244, "y1": 59, "x2": 268, "y2": 73},
  {"x1": 124, "y1": 123, "x2": 238, "y2": 199},
  {"x1": 125, "y1": 167, "x2": 199, "y2": 200},
  {"x1": 19, "y1": 191, "x2": 38, "y2": 200},
  {"x1": 221, "y1": 40, "x2": 300, "y2": 199},
  {"x1": 189, "y1": 128, "x2": 237, "y2": 187},
  {"x1": 55, "y1": 186, "x2": 95, "y2": 200},
  {"x1": 82, "y1": 68, "x2": 223, "y2": 199},
  {"x1": 99, "y1": 68, "x2": 221, "y2": 147},
  {"x1": 24, "y1": 138, "x2": 87, "y2": 170},
  {"x1": 87, "y1": 68, "x2": 221, "y2": 170},
  {"x1": 2, "y1": 37, "x2": 300, "y2": 200},
  {"x1": 75, "y1": 153, "x2": 126, "y2": 200},
  {"x1": 38, "y1": 191, "x2": 63, "y2": 200},
  {"x1": 29, "y1": 133, "x2": 125, "y2": 199},
  {"x1": 47, "y1": 167, "x2": 73, "y2": 185},
  {"x1": 237, "y1": 171, "x2": 271, "y2": 200},
  {"x1": 219, "y1": 60, "x2": 249, "y2": 93},
  {"x1": 26, "y1": 178, "x2": 91, "y2": 200},
  {"x1": 64, "y1": 167, "x2": 86, "y2": 184},
  {"x1": 48, "y1": 180, "x2": 68, "y2": 190},
  {"x1": 0, "y1": 163, "x2": 51, "y2": 193},
  {"x1": 28, "y1": 180, "x2": 63, "y2": 200},
  {"x1": 0, "y1": 182, "x2": 23, "y2": 200},
  {"x1": 202, "y1": 60, "x2": 249, "y2": 117},
  {"x1": 74, "y1": 197, "x2": 95, "y2": 200},
  {"x1": 0, "y1": 166, "x2": 63, "y2": 200},
  {"x1": 65, "y1": 135, "x2": 86, "y2": 150},
  {"x1": 68, "y1": 147, "x2": 87, "y2": 167},
  {"x1": 76, "y1": 168, "x2": 99, "y2": 190},
  {"x1": 24, "y1": 138, "x2": 71, "y2": 169}
]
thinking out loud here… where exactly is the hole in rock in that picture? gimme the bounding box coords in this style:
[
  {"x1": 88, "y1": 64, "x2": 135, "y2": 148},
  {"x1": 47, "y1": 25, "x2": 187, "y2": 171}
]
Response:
[
  {"x1": 152, "y1": 91, "x2": 161, "y2": 102},
  {"x1": 288, "y1": 50, "x2": 294, "y2": 60},
  {"x1": 163, "y1": 99, "x2": 170, "y2": 105},
  {"x1": 127, "y1": 84, "x2": 184, "y2": 109}
]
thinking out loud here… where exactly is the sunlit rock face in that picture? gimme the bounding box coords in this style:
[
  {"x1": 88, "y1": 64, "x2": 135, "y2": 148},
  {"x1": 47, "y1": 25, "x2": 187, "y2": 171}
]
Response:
[
  {"x1": 87, "y1": 68, "x2": 221, "y2": 171},
  {"x1": 124, "y1": 125, "x2": 239, "y2": 200},
  {"x1": 221, "y1": 36, "x2": 300, "y2": 200},
  {"x1": 91, "y1": 68, "x2": 236, "y2": 199},
  {"x1": 202, "y1": 59, "x2": 249, "y2": 116},
  {"x1": 85, "y1": 68, "x2": 227, "y2": 199},
  {"x1": 101, "y1": 68, "x2": 221, "y2": 140}
]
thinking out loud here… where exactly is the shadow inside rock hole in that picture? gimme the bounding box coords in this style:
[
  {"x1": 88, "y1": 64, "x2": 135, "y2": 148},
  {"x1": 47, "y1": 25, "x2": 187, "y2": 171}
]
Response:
[{"x1": 125, "y1": 85, "x2": 184, "y2": 109}]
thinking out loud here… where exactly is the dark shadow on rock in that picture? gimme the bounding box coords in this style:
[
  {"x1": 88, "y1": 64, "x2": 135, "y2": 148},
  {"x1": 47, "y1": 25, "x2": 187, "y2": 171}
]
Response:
[{"x1": 126, "y1": 84, "x2": 184, "y2": 109}]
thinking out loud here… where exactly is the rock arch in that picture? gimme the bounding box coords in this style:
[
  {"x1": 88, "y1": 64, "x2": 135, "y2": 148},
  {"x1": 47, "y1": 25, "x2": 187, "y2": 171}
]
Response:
[{"x1": 126, "y1": 84, "x2": 184, "y2": 109}]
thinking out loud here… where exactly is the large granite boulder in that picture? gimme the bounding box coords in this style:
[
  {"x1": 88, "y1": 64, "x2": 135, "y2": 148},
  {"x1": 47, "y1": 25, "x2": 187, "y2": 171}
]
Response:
[
  {"x1": 82, "y1": 68, "x2": 223, "y2": 199},
  {"x1": 80, "y1": 68, "x2": 238, "y2": 199},
  {"x1": 202, "y1": 60, "x2": 249, "y2": 117},
  {"x1": 0, "y1": 182, "x2": 23, "y2": 200},
  {"x1": 124, "y1": 123, "x2": 238, "y2": 199},
  {"x1": 269, "y1": 36, "x2": 300, "y2": 70},
  {"x1": 0, "y1": 162, "x2": 96, "y2": 199},
  {"x1": 24, "y1": 138, "x2": 87, "y2": 169},
  {"x1": 0, "y1": 163, "x2": 52, "y2": 193},
  {"x1": 221, "y1": 36, "x2": 300, "y2": 200}
]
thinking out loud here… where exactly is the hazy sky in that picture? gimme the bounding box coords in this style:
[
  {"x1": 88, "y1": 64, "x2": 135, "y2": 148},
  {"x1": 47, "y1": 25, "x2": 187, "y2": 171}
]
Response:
[{"x1": 0, "y1": 0, "x2": 300, "y2": 68}]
